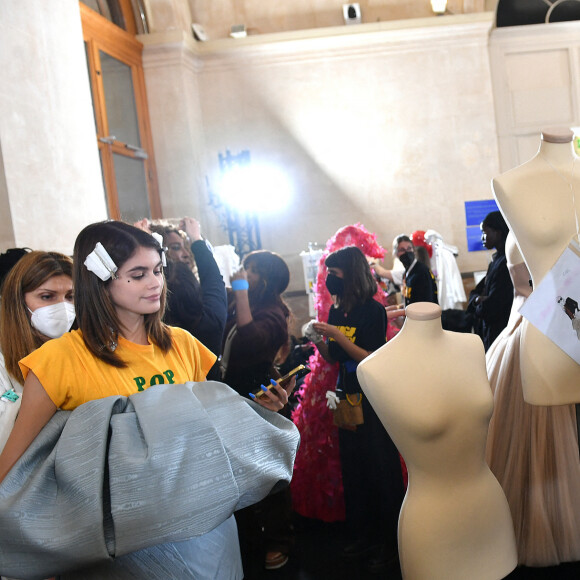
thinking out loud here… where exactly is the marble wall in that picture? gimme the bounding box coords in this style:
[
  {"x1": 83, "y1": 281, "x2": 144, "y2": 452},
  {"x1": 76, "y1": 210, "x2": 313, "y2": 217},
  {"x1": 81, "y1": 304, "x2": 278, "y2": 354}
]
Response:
[
  {"x1": 0, "y1": 0, "x2": 106, "y2": 255},
  {"x1": 0, "y1": 1, "x2": 500, "y2": 291},
  {"x1": 143, "y1": 15, "x2": 499, "y2": 292}
]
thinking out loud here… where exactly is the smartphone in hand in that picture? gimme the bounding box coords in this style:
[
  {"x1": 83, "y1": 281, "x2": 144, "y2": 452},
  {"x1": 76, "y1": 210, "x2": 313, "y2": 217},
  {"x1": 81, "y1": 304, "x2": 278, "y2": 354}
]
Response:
[{"x1": 254, "y1": 365, "x2": 311, "y2": 398}]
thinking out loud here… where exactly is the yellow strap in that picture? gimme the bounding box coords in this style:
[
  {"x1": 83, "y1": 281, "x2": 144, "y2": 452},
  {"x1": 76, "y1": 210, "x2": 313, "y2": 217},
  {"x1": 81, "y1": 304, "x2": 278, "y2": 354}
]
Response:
[{"x1": 346, "y1": 393, "x2": 362, "y2": 406}]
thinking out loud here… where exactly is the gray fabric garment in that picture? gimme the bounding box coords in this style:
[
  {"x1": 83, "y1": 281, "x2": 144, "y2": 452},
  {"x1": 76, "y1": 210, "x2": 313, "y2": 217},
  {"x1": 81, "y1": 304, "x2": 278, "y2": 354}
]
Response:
[
  {"x1": 0, "y1": 381, "x2": 299, "y2": 579},
  {"x1": 60, "y1": 515, "x2": 243, "y2": 580}
]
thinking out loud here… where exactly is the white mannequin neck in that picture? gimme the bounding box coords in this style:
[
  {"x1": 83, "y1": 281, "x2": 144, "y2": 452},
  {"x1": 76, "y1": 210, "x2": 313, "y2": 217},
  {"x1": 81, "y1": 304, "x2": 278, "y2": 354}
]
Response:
[
  {"x1": 537, "y1": 128, "x2": 576, "y2": 168},
  {"x1": 400, "y1": 303, "x2": 443, "y2": 341}
]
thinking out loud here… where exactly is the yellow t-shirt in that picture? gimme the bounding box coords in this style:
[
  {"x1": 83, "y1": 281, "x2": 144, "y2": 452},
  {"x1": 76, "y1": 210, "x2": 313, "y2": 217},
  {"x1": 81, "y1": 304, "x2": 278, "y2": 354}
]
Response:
[{"x1": 19, "y1": 327, "x2": 216, "y2": 410}]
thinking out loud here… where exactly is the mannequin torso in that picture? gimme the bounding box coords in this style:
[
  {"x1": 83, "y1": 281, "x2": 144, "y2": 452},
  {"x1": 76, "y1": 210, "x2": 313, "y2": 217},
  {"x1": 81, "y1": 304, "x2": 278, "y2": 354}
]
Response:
[
  {"x1": 492, "y1": 128, "x2": 580, "y2": 405},
  {"x1": 357, "y1": 303, "x2": 517, "y2": 580},
  {"x1": 505, "y1": 232, "x2": 531, "y2": 328}
]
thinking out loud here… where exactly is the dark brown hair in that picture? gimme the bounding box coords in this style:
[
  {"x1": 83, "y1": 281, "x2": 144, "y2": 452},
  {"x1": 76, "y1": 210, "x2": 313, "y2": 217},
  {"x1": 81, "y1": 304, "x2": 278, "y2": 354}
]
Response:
[
  {"x1": 73, "y1": 221, "x2": 171, "y2": 367},
  {"x1": 415, "y1": 245, "x2": 431, "y2": 267},
  {"x1": 0, "y1": 251, "x2": 73, "y2": 384},
  {"x1": 243, "y1": 250, "x2": 290, "y2": 318},
  {"x1": 325, "y1": 246, "x2": 377, "y2": 313}
]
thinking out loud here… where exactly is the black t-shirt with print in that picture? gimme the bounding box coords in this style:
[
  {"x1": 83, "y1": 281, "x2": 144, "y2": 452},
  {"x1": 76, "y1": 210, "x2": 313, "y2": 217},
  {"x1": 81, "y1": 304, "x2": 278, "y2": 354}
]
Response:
[
  {"x1": 327, "y1": 298, "x2": 387, "y2": 395},
  {"x1": 404, "y1": 261, "x2": 438, "y2": 306}
]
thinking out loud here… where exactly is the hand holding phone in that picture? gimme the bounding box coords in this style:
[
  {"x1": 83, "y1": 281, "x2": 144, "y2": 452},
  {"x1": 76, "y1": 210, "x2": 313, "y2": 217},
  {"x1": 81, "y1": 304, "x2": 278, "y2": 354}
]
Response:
[{"x1": 254, "y1": 365, "x2": 311, "y2": 398}]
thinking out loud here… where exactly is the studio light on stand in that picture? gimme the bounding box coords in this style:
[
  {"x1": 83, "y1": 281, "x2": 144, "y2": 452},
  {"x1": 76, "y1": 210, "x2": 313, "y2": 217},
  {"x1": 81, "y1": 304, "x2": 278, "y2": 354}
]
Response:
[
  {"x1": 431, "y1": 0, "x2": 447, "y2": 14},
  {"x1": 209, "y1": 150, "x2": 292, "y2": 258}
]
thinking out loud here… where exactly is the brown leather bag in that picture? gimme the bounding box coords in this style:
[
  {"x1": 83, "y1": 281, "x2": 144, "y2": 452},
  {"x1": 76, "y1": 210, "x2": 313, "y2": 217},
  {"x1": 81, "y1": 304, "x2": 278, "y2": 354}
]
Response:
[{"x1": 332, "y1": 393, "x2": 364, "y2": 431}]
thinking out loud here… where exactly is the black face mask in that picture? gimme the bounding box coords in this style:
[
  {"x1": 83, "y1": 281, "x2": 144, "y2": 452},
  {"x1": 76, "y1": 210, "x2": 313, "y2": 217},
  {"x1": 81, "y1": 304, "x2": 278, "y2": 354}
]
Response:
[
  {"x1": 399, "y1": 251, "x2": 415, "y2": 270},
  {"x1": 325, "y1": 273, "x2": 344, "y2": 296}
]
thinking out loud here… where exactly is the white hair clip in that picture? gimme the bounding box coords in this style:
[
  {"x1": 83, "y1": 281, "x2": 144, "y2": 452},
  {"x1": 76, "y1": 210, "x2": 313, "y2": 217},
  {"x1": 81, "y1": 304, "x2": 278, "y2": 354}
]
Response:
[
  {"x1": 151, "y1": 232, "x2": 167, "y2": 267},
  {"x1": 84, "y1": 242, "x2": 118, "y2": 281}
]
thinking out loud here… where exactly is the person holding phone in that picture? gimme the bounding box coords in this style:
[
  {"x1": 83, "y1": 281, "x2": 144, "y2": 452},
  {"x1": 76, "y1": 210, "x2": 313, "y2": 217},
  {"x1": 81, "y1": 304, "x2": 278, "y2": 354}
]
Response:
[
  {"x1": 222, "y1": 250, "x2": 292, "y2": 400},
  {"x1": 313, "y1": 246, "x2": 405, "y2": 575},
  {"x1": 222, "y1": 249, "x2": 295, "y2": 572}
]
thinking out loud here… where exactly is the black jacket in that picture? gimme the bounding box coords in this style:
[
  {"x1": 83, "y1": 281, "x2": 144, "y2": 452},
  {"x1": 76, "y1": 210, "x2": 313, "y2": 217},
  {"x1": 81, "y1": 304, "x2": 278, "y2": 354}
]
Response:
[
  {"x1": 475, "y1": 251, "x2": 513, "y2": 351},
  {"x1": 164, "y1": 240, "x2": 227, "y2": 379}
]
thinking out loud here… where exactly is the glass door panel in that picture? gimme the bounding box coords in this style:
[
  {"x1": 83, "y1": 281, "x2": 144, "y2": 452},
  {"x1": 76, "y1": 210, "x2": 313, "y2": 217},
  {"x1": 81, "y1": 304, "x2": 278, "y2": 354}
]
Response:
[
  {"x1": 99, "y1": 50, "x2": 141, "y2": 147},
  {"x1": 113, "y1": 153, "x2": 150, "y2": 222}
]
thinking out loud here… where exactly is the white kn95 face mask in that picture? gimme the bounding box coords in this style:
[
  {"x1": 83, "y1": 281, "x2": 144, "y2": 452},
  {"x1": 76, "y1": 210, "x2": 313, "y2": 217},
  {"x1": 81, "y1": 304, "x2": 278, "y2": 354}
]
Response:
[{"x1": 29, "y1": 302, "x2": 75, "y2": 339}]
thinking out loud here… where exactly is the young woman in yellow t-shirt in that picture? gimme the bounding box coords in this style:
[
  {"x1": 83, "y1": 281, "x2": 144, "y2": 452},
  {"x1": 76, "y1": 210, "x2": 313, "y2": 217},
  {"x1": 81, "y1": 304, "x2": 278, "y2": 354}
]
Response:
[{"x1": 0, "y1": 220, "x2": 292, "y2": 578}]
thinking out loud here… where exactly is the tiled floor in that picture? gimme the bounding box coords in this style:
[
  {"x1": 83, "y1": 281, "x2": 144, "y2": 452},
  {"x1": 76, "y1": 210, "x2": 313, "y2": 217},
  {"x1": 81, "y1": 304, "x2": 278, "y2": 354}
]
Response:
[{"x1": 242, "y1": 514, "x2": 580, "y2": 580}]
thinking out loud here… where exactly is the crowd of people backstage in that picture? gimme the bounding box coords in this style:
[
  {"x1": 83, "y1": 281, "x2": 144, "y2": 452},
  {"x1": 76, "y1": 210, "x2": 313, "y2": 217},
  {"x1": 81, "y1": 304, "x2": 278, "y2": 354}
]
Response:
[
  {"x1": 0, "y1": 215, "x2": 515, "y2": 579},
  {"x1": 0, "y1": 219, "x2": 298, "y2": 579},
  {"x1": 373, "y1": 215, "x2": 514, "y2": 353},
  {"x1": 296, "y1": 222, "x2": 511, "y2": 577}
]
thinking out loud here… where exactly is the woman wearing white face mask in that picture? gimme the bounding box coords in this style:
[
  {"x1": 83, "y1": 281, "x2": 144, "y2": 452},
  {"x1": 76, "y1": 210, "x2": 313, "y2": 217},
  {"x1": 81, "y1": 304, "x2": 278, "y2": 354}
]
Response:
[{"x1": 0, "y1": 251, "x2": 74, "y2": 453}]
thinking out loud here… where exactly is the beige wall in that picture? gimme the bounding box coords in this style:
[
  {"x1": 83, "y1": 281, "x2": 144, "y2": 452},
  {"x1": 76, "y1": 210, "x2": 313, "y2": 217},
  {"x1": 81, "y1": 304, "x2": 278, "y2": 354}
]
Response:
[
  {"x1": 188, "y1": 0, "x2": 493, "y2": 40},
  {"x1": 489, "y1": 21, "x2": 580, "y2": 172},
  {"x1": 141, "y1": 38, "x2": 209, "y2": 222},
  {"x1": 0, "y1": 0, "x2": 106, "y2": 255},
  {"x1": 143, "y1": 15, "x2": 499, "y2": 292},
  {"x1": 1, "y1": 1, "x2": 502, "y2": 288}
]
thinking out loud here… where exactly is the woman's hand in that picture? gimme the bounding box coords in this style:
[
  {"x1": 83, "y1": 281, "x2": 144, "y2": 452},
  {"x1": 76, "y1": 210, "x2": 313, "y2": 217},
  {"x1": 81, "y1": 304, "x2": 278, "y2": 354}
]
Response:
[
  {"x1": 386, "y1": 304, "x2": 406, "y2": 320},
  {"x1": 230, "y1": 267, "x2": 247, "y2": 283},
  {"x1": 133, "y1": 218, "x2": 151, "y2": 234},
  {"x1": 230, "y1": 267, "x2": 252, "y2": 326},
  {"x1": 313, "y1": 321, "x2": 370, "y2": 363},
  {"x1": 312, "y1": 321, "x2": 339, "y2": 341},
  {"x1": 311, "y1": 322, "x2": 342, "y2": 363},
  {"x1": 368, "y1": 258, "x2": 390, "y2": 279},
  {"x1": 250, "y1": 377, "x2": 296, "y2": 412},
  {"x1": 180, "y1": 217, "x2": 202, "y2": 242}
]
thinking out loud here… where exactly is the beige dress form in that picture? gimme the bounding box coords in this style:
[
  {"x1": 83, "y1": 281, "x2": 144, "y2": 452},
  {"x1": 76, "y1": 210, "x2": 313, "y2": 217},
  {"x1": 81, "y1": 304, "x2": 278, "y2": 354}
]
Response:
[
  {"x1": 486, "y1": 234, "x2": 580, "y2": 567},
  {"x1": 492, "y1": 127, "x2": 580, "y2": 405},
  {"x1": 357, "y1": 303, "x2": 517, "y2": 580}
]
